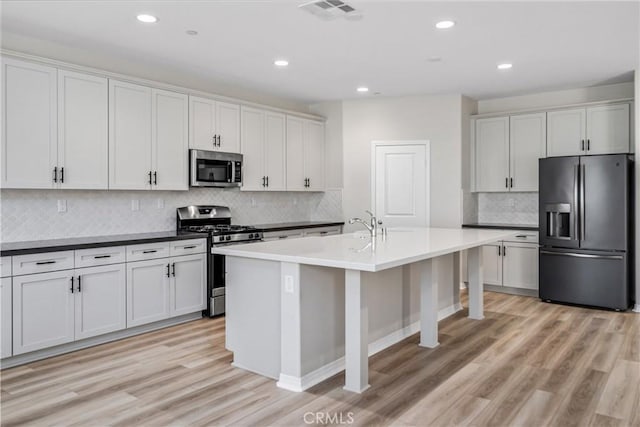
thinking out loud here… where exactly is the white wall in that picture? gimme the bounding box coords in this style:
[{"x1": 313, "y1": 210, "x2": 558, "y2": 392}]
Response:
[
  {"x1": 341, "y1": 94, "x2": 466, "y2": 230},
  {"x1": 477, "y1": 82, "x2": 635, "y2": 114}
]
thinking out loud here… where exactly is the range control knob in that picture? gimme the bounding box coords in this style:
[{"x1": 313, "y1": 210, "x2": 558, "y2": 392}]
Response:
[
  {"x1": 226, "y1": 235, "x2": 231, "y2": 241},
  {"x1": 248, "y1": 233, "x2": 254, "y2": 239}
]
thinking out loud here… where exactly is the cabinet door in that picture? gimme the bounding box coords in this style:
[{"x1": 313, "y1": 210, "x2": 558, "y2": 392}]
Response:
[
  {"x1": 264, "y1": 112, "x2": 286, "y2": 191},
  {"x1": 170, "y1": 254, "x2": 206, "y2": 317},
  {"x1": 189, "y1": 96, "x2": 216, "y2": 151},
  {"x1": 502, "y1": 243, "x2": 538, "y2": 290},
  {"x1": 12, "y1": 271, "x2": 74, "y2": 355},
  {"x1": 286, "y1": 116, "x2": 306, "y2": 191},
  {"x1": 547, "y1": 108, "x2": 586, "y2": 157},
  {"x1": 75, "y1": 264, "x2": 126, "y2": 340},
  {"x1": 58, "y1": 70, "x2": 108, "y2": 189},
  {"x1": 509, "y1": 113, "x2": 546, "y2": 192},
  {"x1": 126, "y1": 259, "x2": 170, "y2": 327},
  {"x1": 304, "y1": 120, "x2": 325, "y2": 191},
  {"x1": 152, "y1": 89, "x2": 188, "y2": 191},
  {"x1": 1, "y1": 58, "x2": 57, "y2": 189},
  {"x1": 586, "y1": 104, "x2": 630, "y2": 155},
  {"x1": 216, "y1": 101, "x2": 241, "y2": 153},
  {"x1": 474, "y1": 117, "x2": 509, "y2": 192},
  {"x1": 1, "y1": 277, "x2": 12, "y2": 358},
  {"x1": 109, "y1": 80, "x2": 152, "y2": 190},
  {"x1": 481, "y1": 244, "x2": 502, "y2": 286},
  {"x1": 240, "y1": 106, "x2": 265, "y2": 191}
]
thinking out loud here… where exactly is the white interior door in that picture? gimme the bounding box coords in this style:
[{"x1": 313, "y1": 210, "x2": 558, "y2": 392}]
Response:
[{"x1": 372, "y1": 142, "x2": 429, "y2": 227}]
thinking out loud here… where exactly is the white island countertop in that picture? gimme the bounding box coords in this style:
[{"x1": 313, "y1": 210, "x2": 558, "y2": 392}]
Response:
[{"x1": 213, "y1": 227, "x2": 518, "y2": 272}]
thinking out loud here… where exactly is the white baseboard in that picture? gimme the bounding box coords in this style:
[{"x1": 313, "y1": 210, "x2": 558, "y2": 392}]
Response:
[
  {"x1": 633, "y1": 303, "x2": 640, "y2": 313},
  {"x1": 281, "y1": 302, "x2": 463, "y2": 392}
]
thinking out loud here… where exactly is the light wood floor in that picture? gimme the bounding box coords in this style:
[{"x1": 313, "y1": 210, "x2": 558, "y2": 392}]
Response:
[{"x1": 1, "y1": 291, "x2": 639, "y2": 427}]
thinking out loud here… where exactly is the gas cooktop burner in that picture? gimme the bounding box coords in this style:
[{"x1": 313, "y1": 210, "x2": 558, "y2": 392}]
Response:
[{"x1": 183, "y1": 224, "x2": 257, "y2": 234}]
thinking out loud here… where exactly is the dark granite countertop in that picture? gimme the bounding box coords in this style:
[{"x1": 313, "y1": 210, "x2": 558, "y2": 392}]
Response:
[
  {"x1": 253, "y1": 221, "x2": 345, "y2": 233},
  {"x1": 462, "y1": 223, "x2": 539, "y2": 231},
  {"x1": 1, "y1": 231, "x2": 205, "y2": 257}
]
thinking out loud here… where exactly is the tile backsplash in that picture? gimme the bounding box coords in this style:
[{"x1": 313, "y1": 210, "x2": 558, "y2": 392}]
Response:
[
  {"x1": 0, "y1": 188, "x2": 343, "y2": 242},
  {"x1": 476, "y1": 192, "x2": 538, "y2": 225}
]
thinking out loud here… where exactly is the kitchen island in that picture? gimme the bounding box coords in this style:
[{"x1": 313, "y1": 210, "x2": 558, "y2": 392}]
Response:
[{"x1": 214, "y1": 227, "x2": 517, "y2": 393}]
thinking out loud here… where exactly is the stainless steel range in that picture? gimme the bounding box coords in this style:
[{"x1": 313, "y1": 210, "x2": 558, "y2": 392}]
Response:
[{"x1": 177, "y1": 205, "x2": 263, "y2": 316}]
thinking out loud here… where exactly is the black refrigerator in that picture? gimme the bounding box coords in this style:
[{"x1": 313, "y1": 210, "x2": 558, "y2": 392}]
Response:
[{"x1": 539, "y1": 154, "x2": 634, "y2": 310}]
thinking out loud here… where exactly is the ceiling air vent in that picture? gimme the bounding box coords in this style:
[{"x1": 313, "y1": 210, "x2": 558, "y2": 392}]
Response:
[{"x1": 299, "y1": 0, "x2": 363, "y2": 21}]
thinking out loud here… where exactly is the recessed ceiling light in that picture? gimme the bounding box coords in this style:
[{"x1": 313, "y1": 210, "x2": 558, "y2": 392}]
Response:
[
  {"x1": 136, "y1": 14, "x2": 158, "y2": 23},
  {"x1": 497, "y1": 63, "x2": 513, "y2": 70},
  {"x1": 428, "y1": 56, "x2": 442, "y2": 62},
  {"x1": 186, "y1": 30, "x2": 198, "y2": 36},
  {"x1": 274, "y1": 59, "x2": 289, "y2": 67},
  {"x1": 435, "y1": 20, "x2": 455, "y2": 29},
  {"x1": 357, "y1": 87, "x2": 369, "y2": 93}
]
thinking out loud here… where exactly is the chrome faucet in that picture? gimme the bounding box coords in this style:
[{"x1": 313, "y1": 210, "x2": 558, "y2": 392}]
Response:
[{"x1": 349, "y1": 210, "x2": 378, "y2": 237}]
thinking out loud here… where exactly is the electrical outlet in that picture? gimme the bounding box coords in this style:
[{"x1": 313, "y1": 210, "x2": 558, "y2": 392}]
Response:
[
  {"x1": 293, "y1": 197, "x2": 297, "y2": 206},
  {"x1": 251, "y1": 198, "x2": 257, "y2": 207},
  {"x1": 156, "y1": 198, "x2": 164, "y2": 209},
  {"x1": 57, "y1": 199, "x2": 67, "y2": 213},
  {"x1": 131, "y1": 199, "x2": 140, "y2": 211},
  {"x1": 285, "y1": 276, "x2": 294, "y2": 293},
  {"x1": 508, "y1": 198, "x2": 515, "y2": 208}
]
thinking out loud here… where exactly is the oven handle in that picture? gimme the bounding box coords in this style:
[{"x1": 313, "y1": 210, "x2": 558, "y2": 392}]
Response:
[{"x1": 228, "y1": 161, "x2": 233, "y2": 183}]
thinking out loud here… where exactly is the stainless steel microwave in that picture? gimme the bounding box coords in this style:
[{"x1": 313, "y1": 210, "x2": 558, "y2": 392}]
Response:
[{"x1": 190, "y1": 149, "x2": 242, "y2": 188}]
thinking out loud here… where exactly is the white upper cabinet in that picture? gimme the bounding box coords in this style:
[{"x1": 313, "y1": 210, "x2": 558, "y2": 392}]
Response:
[
  {"x1": 286, "y1": 116, "x2": 325, "y2": 191},
  {"x1": 1, "y1": 58, "x2": 57, "y2": 189},
  {"x1": 240, "y1": 107, "x2": 286, "y2": 191},
  {"x1": 547, "y1": 108, "x2": 586, "y2": 157},
  {"x1": 152, "y1": 89, "x2": 188, "y2": 190},
  {"x1": 474, "y1": 117, "x2": 510, "y2": 192},
  {"x1": 58, "y1": 70, "x2": 108, "y2": 189},
  {"x1": 547, "y1": 104, "x2": 630, "y2": 157},
  {"x1": 509, "y1": 113, "x2": 546, "y2": 192},
  {"x1": 586, "y1": 104, "x2": 630, "y2": 155},
  {"x1": 109, "y1": 79, "x2": 152, "y2": 190},
  {"x1": 110, "y1": 81, "x2": 188, "y2": 191},
  {"x1": 189, "y1": 96, "x2": 240, "y2": 152}
]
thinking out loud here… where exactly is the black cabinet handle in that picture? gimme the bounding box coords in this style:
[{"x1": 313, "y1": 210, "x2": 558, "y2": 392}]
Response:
[
  {"x1": 498, "y1": 246, "x2": 501, "y2": 256},
  {"x1": 266, "y1": 176, "x2": 269, "y2": 187},
  {"x1": 70, "y1": 276, "x2": 74, "y2": 293},
  {"x1": 515, "y1": 234, "x2": 527, "y2": 238},
  {"x1": 148, "y1": 171, "x2": 152, "y2": 185},
  {"x1": 182, "y1": 245, "x2": 197, "y2": 249},
  {"x1": 166, "y1": 263, "x2": 170, "y2": 278},
  {"x1": 581, "y1": 139, "x2": 585, "y2": 151},
  {"x1": 217, "y1": 135, "x2": 221, "y2": 147},
  {"x1": 53, "y1": 167, "x2": 58, "y2": 183},
  {"x1": 60, "y1": 167, "x2": 64, "y2": 183},
  {"x1": 505, "y1": 177, "x2": 508, "y2": 188},
  {"x1": 36, "y1": 260, "x2": 56, "y2": 265},
  {"x1": 77, "y1": 275, "x2": 81, "y2": 292},
  {"x1": 171, "y1": 263, "x2": 176, "y2": 277},
  {"x1": 94, "y1": 255, "x2": 111, "y2": 259},
  {"x1": 212, "y1": 135, "x2": 216, "y2": 147},
  {"x1": 510, "y1": 177, "x2": 513, "y2": 188},
  {"x1": 262, "y1": 176, "x2": 266, "y2": 187},
  {"x1": 279, "y1": 235, "x2": 288, "y2": 239},
  {"x1": 503, "y1": 246, "x2": 507, "y2": 256},
  {"x1": 587, "y1": 139, "x2": 590, "y2": 151},
  {"x1": 153, "y1": 171, "x2": 157, "y2": 185},
  {"x1": 142, "y1": 250, "x2": 157, "y2": 254}
]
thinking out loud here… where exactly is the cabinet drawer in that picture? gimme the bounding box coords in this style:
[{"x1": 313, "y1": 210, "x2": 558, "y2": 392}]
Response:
[
  {"x1": 75, "y1": 246, "x2": 126, "y2": 268},
  {"x1": 504, "y1": 231, "x2": 539, "y2": 244},
  {"x1": 262, "y1": 230, "x2": 304, "y2": 242},
  {"x1": 126, "y1": 242, "x2": 170, "y2": 262},
  {"x1": 170, "y1": 239, "x2": 207, "y2": 257},
  {"x1": 0, "y1": 257, "x2": 11, "y2": 278},
  {"x1": 303, "y1": 226, "x2": 342, "y2": 237},
  {"x1": 12, "y1": 251, "x2": 74, "y2": 276}
]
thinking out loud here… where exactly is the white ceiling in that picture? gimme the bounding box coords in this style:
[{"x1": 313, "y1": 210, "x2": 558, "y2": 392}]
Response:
[{"x1": 1, "y1": 1, "x2": 638, "y2": 104}]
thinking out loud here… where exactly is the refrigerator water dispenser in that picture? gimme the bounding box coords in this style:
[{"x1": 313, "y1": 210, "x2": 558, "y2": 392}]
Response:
[{"x1": 545, "y1": 203, "x2": 571, "y2": 239}]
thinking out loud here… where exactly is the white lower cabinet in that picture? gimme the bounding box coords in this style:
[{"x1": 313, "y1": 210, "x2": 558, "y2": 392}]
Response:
[
  {"x1": 75, "y1": 264, "x2": 126, "y2": 340},
  {"x1": 482, "y1": 244, "x2": 503, "y2": 286},
  {"x1": 12, "y1": 270, "x2": 75, "y2": 355},
  {"x1": 170, "y1": 254, "x2": 207, "y2": 317},
  {"x1": 127, "y1": 253, "x2": 206, "y2": 327},
  {"x1": 126, "y1": 259, "x2": 171, "y2": 327},
  {"x1": 502, "y1": 242, "x2": 539, "y2": 290},
  {"x1": 1, "y1": 277, "x2": 13, "y2": 358}
]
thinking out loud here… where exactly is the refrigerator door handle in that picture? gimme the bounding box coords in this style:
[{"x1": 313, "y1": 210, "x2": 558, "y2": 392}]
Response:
[
  {"x1": 539, "y1": 250, "x2": 623, "y2": 260},
  {"x1": 580, "y1": 164, "x2": 586, "y2": 241},
  {"x1": 573, "y1": 164, "x2": 579, "y2": 240}
]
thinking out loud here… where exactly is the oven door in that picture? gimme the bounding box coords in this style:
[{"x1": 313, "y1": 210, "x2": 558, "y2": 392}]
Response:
[{"x1": 190, "y1": 149, "x2": 242, "y2": 188}]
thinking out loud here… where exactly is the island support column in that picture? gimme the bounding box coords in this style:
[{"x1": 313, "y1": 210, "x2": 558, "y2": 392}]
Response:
[
  {"x1": 467, "y1": 247, "x2": 484, "y2": 320},
  {"x1": 418, "y1": 258, "x2": 439, "y2": 348},
  {"x1": 344, "y1": 269, "x2": 370, "y2": 393},
  {"x1": 277, "y1": 262, "x2": 304, "y2": 392}
]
